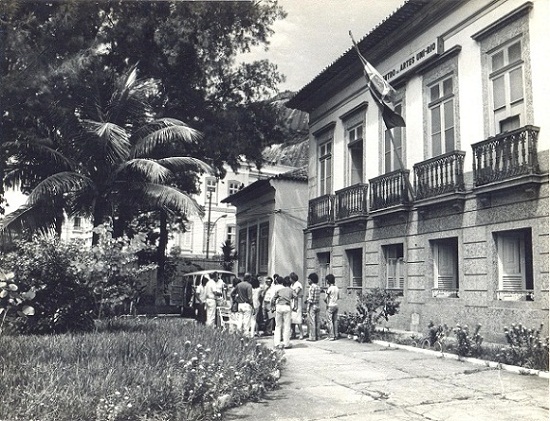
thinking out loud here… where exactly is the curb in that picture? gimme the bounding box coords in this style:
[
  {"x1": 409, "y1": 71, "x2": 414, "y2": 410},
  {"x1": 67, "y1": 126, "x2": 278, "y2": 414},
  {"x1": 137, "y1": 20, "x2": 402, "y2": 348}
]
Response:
[{"x1": 372, "y1": 340, "x2": 550, "y2": 379}]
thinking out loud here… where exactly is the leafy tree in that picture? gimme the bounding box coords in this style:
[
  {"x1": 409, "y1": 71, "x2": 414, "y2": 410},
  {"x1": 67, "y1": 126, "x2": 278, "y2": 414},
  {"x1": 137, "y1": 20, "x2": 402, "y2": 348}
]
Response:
[
  {"x1": 0, "y1": 1, "x2": 288, "y2": 184},
  {"x1": 2, "y1": 65, "x2": 212, "y2": 243}
]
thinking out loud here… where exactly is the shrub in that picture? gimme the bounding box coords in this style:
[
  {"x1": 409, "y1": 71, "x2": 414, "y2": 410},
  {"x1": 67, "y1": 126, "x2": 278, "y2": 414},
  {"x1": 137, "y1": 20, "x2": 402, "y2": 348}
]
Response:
[
  {"x1": 452, "y1": 323, "x2": 483, "y2": 358},
  {"x1": 497, "y1": 323, "x2": 549, "y2": 371},
  {"x1": 339, "y1": 289, "x2": 400, "y2": 343},
  {"x1": 426, "y1": 321, "x2": 450, "y2": 347},
  {"x1": 0, "y1": 224, "x2": 155, "y2": 334},
  {"x1": 0, "y1": 271, "x2": 35, "y2": 335}
]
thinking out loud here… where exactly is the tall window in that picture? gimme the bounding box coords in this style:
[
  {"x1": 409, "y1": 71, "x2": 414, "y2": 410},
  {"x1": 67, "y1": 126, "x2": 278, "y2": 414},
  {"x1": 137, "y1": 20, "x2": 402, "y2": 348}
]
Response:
[
  {"x1": 319, "y1": 141, "x2": 332, "y2": 195},
  {"x1": 429, "y1": 76, "x2": 455, "y2": 156},
  {"x1": 384, "y1": 103, "x2": 403, "y2": 173},
  {"x1": 431, "y1": 238, "x2": 459, "y2": 298},
  {"x1": 228, "y1": 180, "x2": 240, "y2": 196},
  {"x1": 258, "y1": 223, "x2": 269, "y2": 274},
  {"x1": 226, "y1": 225, "x2": 235, "y2": 245},
  {"x1": 203, "y1": 222, "x2": 217, "y2": 255},
  {"x1": 346, "y1": 248, "x2": 363, "y2": 288},
  {"x1": 348, "y1": 124, "x2": 364, "y2": 185},
  {"x1": 247, "y1": 226, "x2": 257, "y2": 274},
  {"x1": 205, "y1": 177, "x2": 218, "y2": 204},
  {"x1": 490, "y1": 39, "x2": 524, "y2": 134},
  {"x1": 181, "y1": 222, "x2": 193, "y2": 251},
  {"x1": 238, "y1": 229, "x2": 247, "y2": 274},
  {"x1": 73, "y1": 217, "x2": 82, "y2": 229},
  {"x1": 384, "y1": 244, "x2": 404, "y2": 291},
  {"x1": 495, "y1": 229, "x2": 533, "y2": 301}
]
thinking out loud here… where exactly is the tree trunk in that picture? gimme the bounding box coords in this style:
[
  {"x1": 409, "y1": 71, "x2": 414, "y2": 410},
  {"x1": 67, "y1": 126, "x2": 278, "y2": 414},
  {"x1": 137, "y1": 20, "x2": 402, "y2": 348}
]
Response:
[
  {"x1": 92, "y1": 202, "x2": 108, "y2": 245},
  {"x1": 155, "y1": 209, "x2": 169, "y2": 306}
]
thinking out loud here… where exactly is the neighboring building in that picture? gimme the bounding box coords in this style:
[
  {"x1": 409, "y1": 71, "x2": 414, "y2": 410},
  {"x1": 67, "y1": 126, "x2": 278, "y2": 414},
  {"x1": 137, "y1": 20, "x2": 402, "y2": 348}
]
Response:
[
  {"x1": 287, "y1": 0, "x2": 549, "y2": 341},
  {"x1": 222, "y1": 167, "x2": 308, "y2": 277},
  {"x1": 168, "y1": 161, "x2": 302, "y2": 260}
]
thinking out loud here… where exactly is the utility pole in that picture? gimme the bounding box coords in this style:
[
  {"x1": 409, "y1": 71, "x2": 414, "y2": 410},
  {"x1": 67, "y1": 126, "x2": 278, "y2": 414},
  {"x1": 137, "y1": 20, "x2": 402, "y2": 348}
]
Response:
[{"x1": 205, "y1": 187, "x2": 213, "y2": 259}]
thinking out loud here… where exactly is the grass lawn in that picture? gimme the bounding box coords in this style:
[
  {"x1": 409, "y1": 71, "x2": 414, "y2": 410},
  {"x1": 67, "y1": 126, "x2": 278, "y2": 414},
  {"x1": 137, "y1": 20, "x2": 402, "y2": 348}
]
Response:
[{"x1": 0, "y1": 317, "x2": 284, "y2": 421}]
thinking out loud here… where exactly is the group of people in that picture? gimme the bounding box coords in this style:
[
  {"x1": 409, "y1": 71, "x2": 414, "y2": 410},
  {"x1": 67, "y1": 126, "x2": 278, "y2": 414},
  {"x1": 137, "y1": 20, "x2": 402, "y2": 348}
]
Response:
[{"x1": 193, "y1": 270, "x2": 340, "y2": 350}]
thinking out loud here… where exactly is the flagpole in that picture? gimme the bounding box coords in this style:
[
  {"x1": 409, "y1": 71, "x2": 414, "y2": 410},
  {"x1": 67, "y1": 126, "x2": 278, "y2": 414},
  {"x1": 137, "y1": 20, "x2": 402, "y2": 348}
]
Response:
[
  {"x1": 385, "y1": 128, "x2": 415, "y2": 203},
  {"x1": 349, "y1": 31, "x2": 415, "y2": 203}
]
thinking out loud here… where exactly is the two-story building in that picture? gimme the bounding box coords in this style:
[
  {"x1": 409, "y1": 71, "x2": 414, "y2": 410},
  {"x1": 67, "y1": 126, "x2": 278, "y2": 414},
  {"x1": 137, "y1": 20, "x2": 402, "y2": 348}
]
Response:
[{"x1": 287, "y1": 0, "x2": 549, "y2": 341}]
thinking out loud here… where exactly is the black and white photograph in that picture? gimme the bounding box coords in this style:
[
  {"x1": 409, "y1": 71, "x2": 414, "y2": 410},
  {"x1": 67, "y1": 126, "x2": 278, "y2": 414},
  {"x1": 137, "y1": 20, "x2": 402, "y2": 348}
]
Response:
[{"x1": 0, "y1": 0, "x2": 548, "y2": 420}]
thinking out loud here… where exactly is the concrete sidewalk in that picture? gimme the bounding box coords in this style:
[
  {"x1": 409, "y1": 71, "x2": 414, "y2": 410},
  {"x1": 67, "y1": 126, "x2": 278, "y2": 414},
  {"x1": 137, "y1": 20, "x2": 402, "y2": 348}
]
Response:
[{"x1": 225, "y1": 337, "x2": 549, "y2": 421}]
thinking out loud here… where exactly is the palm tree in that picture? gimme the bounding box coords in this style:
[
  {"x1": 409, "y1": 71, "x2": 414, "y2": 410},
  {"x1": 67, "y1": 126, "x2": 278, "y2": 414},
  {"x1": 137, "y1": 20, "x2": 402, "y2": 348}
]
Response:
[{"x1": 2, "y1": 66, "x2": 213, "y2": 244}]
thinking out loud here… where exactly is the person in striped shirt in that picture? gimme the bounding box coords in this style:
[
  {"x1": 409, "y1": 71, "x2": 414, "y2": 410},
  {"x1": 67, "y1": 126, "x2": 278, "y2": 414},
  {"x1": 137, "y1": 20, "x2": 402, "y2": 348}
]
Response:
[{"x1": 305, "y1": 273, "x2": 321, "y2": 341}]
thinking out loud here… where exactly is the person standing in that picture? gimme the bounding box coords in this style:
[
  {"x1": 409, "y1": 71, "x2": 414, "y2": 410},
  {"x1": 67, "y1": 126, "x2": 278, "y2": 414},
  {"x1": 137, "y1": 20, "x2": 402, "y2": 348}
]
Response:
[
  {"x1": 212, "y1": 272, "x2": 227, "y2": 308},
  {"x1": 204, "y1": 274, "x2": 221, "y2": 326},
  {"x1": 305, "y1": 272, "x2": 321, "y2": 341},
  {"x1": 233, "y1": 272, "x2": 254, "y2": 337},
  {"x1": 194, "y1": 277, "x2": 208, "y2": 324},
  {"x1": 271, "y1": 276, "x2": 296, "y2": 349},
  {"x1": 289, "y1": 272, "x2": 304, "y2": 340},
  {"x1": 250, "y1": 275, "x2": 262, "y2": 337},
  {"x1": 324, "y1": 274, "x2": 340, "y2": 340},
  {"x1": 261, "y1": 277, "x2": 274, "y2": 335}
]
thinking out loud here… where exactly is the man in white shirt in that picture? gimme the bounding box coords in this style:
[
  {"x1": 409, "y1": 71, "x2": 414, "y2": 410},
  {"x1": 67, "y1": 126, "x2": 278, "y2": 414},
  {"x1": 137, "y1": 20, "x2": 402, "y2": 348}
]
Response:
[
  {"x1": 324, "y1": 274, "x2": 340, "y2": 341},
  {"x1": 204, "y1": 274, "x2": 221, "y2": 326}
]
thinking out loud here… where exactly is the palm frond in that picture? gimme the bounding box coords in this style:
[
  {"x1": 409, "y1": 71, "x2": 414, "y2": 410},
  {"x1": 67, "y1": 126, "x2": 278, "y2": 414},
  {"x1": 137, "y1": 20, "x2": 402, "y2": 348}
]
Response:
[
  {"x1": 131, "y1": 119, "x2": 202, "y2": 158},
  {"x1": 115, "y1": 159, "x2": 174, "y2": 184},
  {"x1": 156, "y1": 157, "x2": 214, "y2": 175},
  {"x1": 107, "y1": 66, "x2": 158, "y2": 125},
  {"x1": 4, "y1": 139, "x2": 75, "y2": 170},
  {"x1": 117, "y1": 183, "x2": 203, "y2": 217},
  {"x1": 0, "y1": 203, "x2": 58, "y2": 238},
  {"x1": 80, "y1": 120, "x2": 131, "y2": 163},
  {"x1": 26, "y1": 172, "x2": 94, "y2": 205}
]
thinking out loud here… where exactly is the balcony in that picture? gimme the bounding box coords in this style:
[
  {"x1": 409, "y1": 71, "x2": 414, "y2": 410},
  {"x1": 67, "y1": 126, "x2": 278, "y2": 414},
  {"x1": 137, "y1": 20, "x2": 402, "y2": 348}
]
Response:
[
  {"x1": 369, "y1": 170, "x2": 412, "y2": 215},
  {"x1": 414, "y1": 150, "x2": 466, "y2": 200},
  {"x1": 335, "y1": 183, "x2": 369, "y2": 223},
  {"x1": 307, "y1": 194, "x2": 335, "y2": 229},
  {"x1": 472, "y1": 125, "x2": 542, "y2": 193}
]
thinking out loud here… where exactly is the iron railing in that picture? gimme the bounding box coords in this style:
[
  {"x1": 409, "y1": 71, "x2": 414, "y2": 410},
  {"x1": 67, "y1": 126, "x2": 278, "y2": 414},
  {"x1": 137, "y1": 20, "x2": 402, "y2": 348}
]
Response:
[
  {"x1": 307, "y1": 194, "x2": 335, "y2": 227},
  {"x1": 414, "y1": 151, "x2": 466, "y2": 200},
  {"x1": 472, "y1": 125, "x2": 540, "y2": 187},
  {"x1": 335, "y1": 183, "x2": 369, "y2": 221},
  {"x1": 369, "y1": 170, "x2": 411, "y2": 211}
]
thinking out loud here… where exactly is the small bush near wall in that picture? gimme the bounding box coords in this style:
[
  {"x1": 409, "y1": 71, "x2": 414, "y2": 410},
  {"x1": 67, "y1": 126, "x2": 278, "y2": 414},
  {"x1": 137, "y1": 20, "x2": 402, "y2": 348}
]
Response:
[
  {"x1": 497, "y1": 323, "x2": 549, "y2": 371},
  {"x1": 338, "y1": 289, "x2": 400, "y2": 343}
]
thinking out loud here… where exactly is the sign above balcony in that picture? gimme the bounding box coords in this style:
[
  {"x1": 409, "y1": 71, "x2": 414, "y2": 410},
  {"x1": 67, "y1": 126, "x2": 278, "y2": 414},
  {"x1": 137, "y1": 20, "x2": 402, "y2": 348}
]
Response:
[{"x1": 382, "y1": 38, "x2": 444, "y2": 83}]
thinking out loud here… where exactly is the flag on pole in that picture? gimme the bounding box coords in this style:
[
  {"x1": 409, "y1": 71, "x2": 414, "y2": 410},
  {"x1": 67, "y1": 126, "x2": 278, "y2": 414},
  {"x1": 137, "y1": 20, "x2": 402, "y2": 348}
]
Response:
[{"x1": 349, "y1": 31, "x2": 406, "y2": 130}]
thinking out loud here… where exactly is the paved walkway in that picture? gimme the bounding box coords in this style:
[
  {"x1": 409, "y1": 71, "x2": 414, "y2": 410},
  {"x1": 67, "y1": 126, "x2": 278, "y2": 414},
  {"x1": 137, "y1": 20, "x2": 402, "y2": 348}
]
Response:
[{"x1": 225, "y1": 337, "x2": 549, "y2": 421}]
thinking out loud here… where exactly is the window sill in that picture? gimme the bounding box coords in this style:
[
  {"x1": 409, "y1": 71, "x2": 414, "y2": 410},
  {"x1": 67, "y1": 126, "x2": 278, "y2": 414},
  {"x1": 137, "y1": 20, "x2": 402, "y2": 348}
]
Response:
[
  {"x1": 432, "y1": 289, "x2": 459, "y2": 298},
  {"x1": 495, "y1": 290, "x2": 534, "y2": 301}
]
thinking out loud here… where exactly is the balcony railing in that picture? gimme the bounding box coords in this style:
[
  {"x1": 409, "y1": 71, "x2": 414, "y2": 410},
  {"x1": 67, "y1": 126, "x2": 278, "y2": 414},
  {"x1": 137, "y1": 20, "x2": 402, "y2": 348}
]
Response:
[
  {"x1": 414, "y1": 151, "x2": 466, "y2": 200},
  {"x1": 307, "y1": 194, "x2": 335, "y2": 227},
  {"x1": 335, "y1": 183, "x2": 369, "y2": 221},
  {"x1": 369, "y1": 170, "x2": 411, "y2": 211},
  {"x1": 472, "y1": 125, "x2": 540, "y2": 187}
]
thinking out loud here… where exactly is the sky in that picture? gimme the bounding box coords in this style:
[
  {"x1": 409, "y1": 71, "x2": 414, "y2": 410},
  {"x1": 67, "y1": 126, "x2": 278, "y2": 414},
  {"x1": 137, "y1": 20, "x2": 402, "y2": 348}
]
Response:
[{"x1": 240, "y1": 0, "x2": 405, "y2": 93}]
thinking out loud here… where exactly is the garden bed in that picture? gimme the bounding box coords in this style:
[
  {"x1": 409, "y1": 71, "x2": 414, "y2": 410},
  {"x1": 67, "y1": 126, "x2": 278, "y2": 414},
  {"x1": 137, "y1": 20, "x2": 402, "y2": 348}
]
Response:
[
  {"x1": 371, "y1": 338, "x2": 550, "y2": 379},
  {"x1": 0, "y1": 317, "x2": 285, "y2": 421}
]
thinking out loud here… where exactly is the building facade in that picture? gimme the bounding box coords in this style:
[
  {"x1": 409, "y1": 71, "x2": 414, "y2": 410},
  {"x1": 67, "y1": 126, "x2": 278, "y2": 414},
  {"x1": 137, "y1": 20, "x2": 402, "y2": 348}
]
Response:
[
  {"x1": 223, "y1": 167, "x2": 308, "y2": 277},
  {"x1": 287, "y1": 0, "x2": 549, "y2": 341},
  {"x1": 168, "y1": 162, "x2": 301, "y2": 260}
]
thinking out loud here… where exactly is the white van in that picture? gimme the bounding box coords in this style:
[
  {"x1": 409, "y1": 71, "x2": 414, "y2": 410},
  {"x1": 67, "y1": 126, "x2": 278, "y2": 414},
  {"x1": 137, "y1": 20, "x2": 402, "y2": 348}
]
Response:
[{"x1": 169, "y1": 270, "x2": 236, "y2": 317}]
